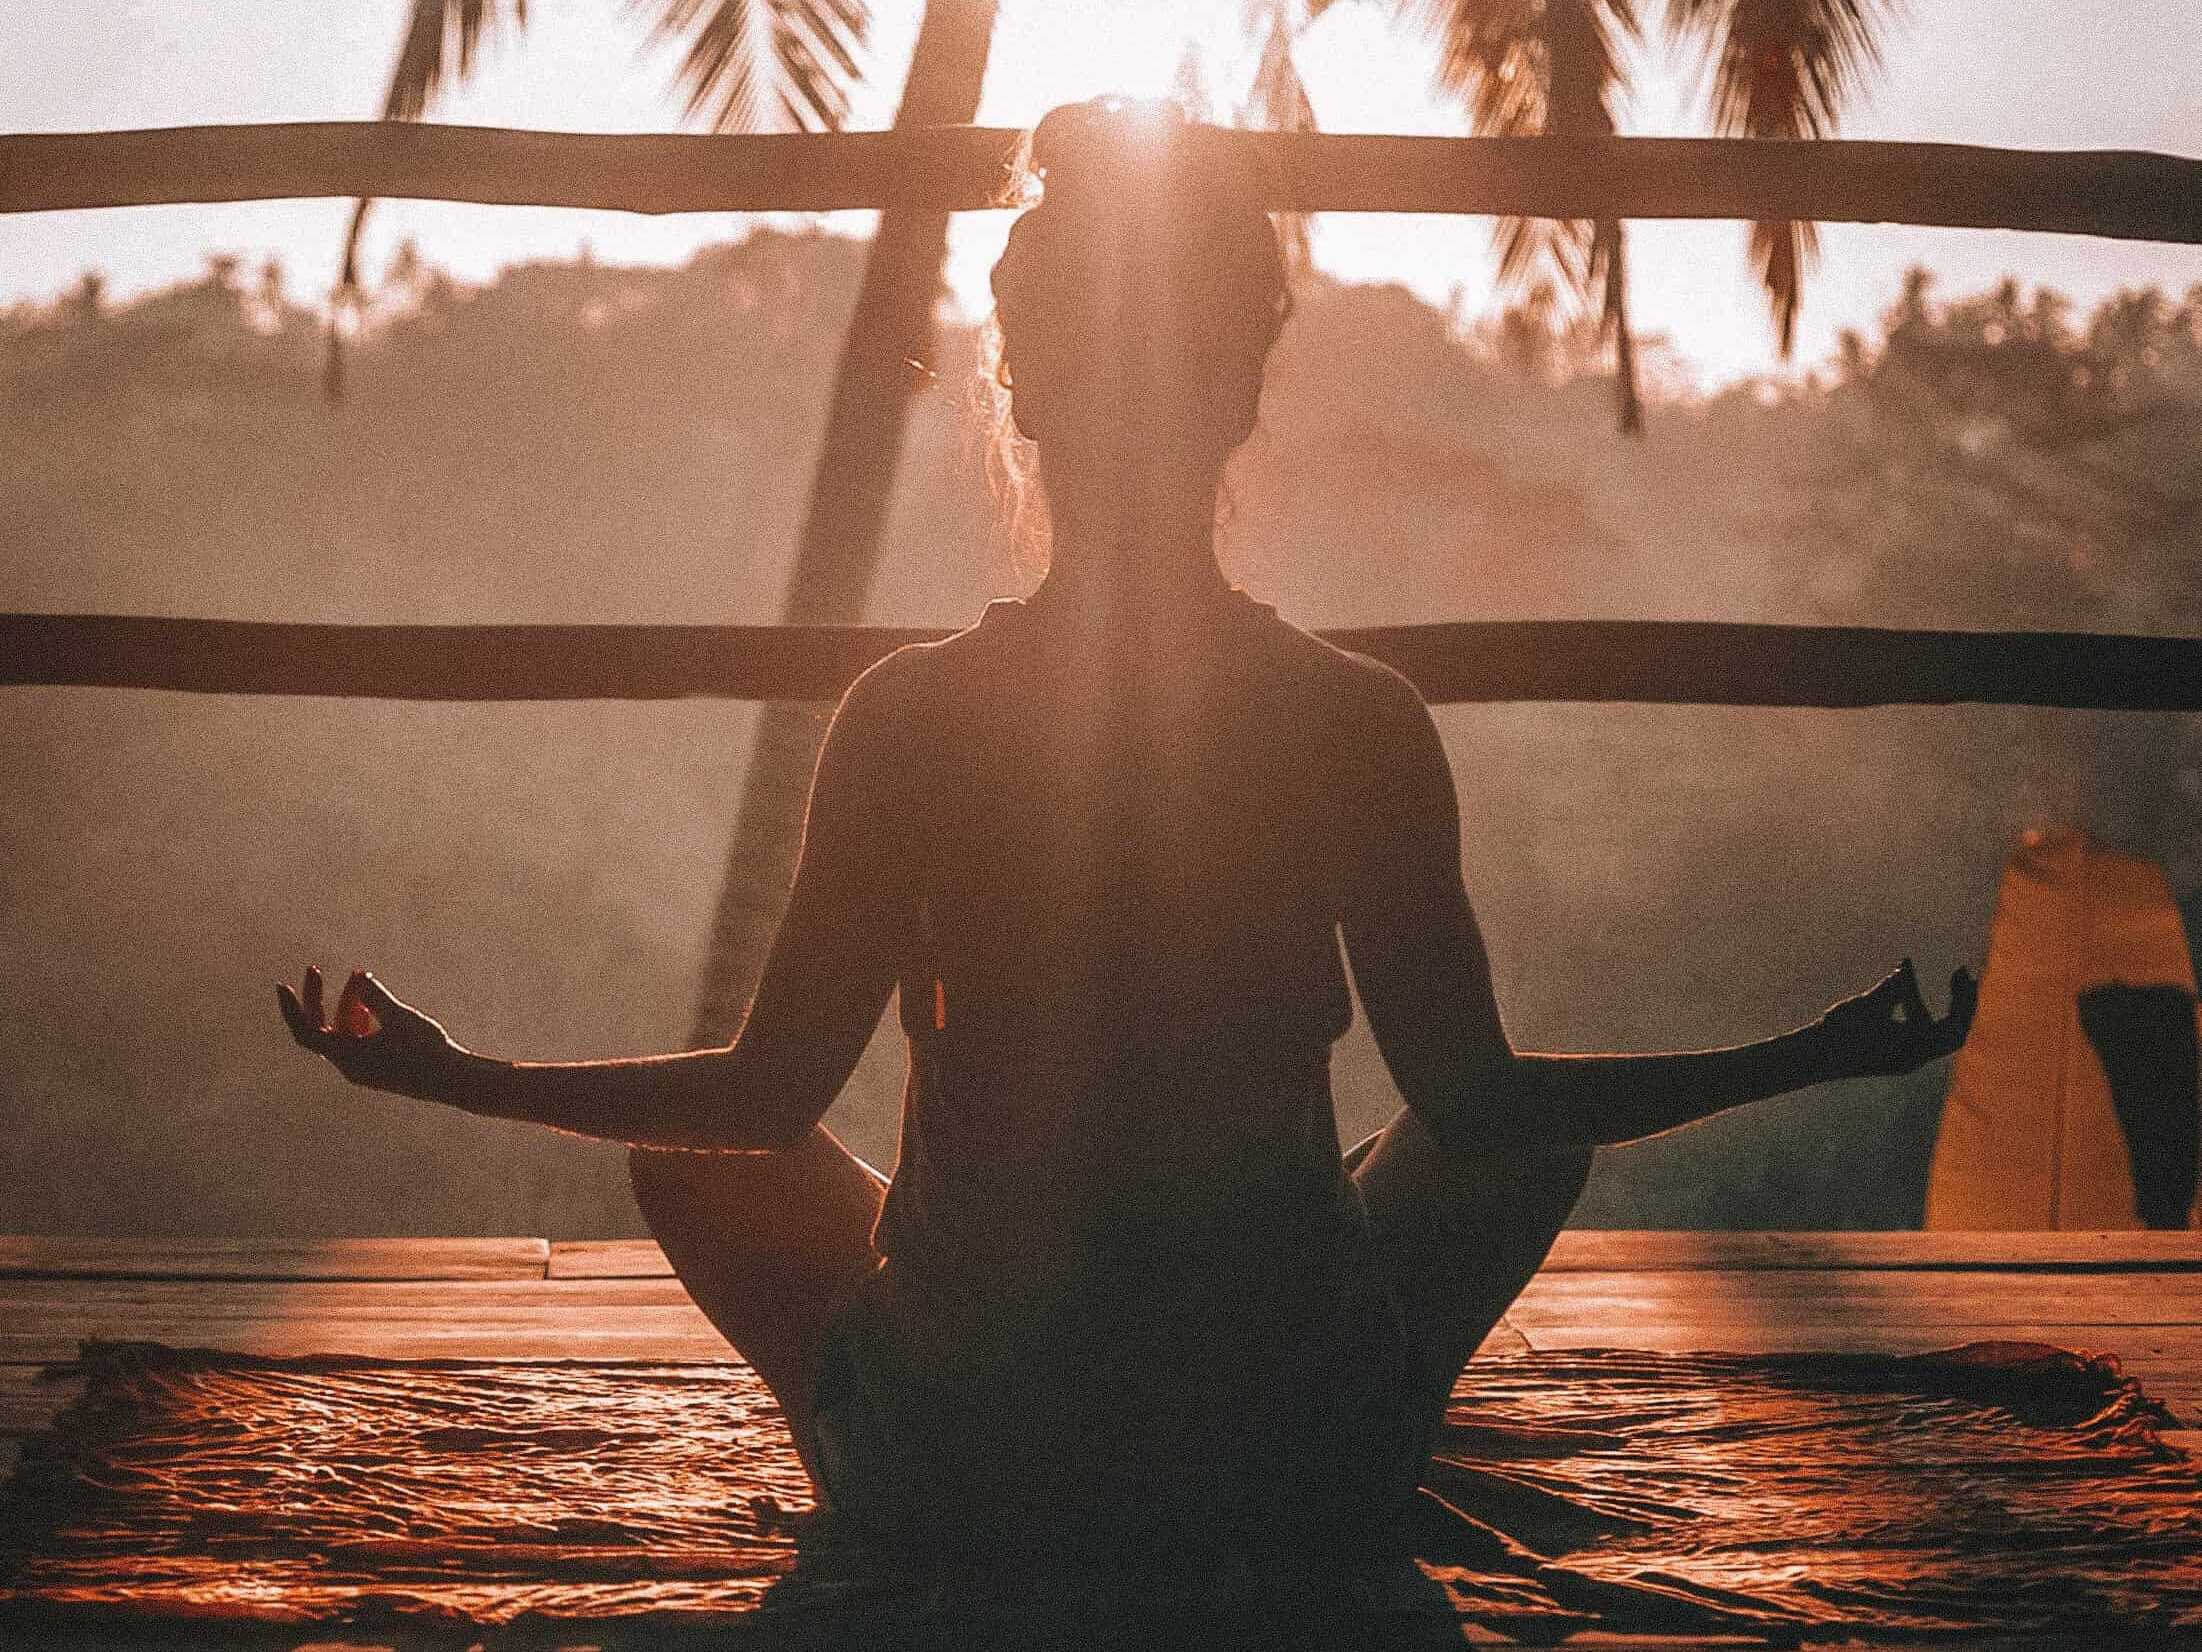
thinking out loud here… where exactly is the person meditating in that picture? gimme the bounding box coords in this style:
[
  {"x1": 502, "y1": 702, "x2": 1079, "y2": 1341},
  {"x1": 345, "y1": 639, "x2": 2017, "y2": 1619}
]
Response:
[{"x1": 280, "y1": 98, "x2": 1975, "y2": 1563}]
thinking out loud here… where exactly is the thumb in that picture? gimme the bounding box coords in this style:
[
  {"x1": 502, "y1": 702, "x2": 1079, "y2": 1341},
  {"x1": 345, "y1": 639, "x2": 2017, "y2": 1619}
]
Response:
[
  {"x1": 349, "y1": 970, "x2": 405, "y2": 1025},
  {"x1": 334, "y1": 969, "x2": 400, "y2": 1036},
  {"x1": 353, "y1": 971, "x2": 445, "y2": 1048}
]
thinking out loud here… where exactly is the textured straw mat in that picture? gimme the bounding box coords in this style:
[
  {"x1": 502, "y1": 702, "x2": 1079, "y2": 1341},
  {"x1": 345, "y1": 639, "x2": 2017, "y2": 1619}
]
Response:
[{"x1": 3, "y1": 1339, "x2": 2200, "y2": 1646}]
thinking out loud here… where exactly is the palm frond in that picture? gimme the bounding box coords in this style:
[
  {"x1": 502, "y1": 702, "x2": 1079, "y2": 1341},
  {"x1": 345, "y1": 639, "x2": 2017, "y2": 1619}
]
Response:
[
  {"x1": 331, "y1": 0, "x2": 872, "y2": 399},
  {"x1": 344, "y1": 0, "x2": 532, "y2": 280},
  {"x1": 1401, "y1": 0, "x2": 1644, "y2": 431},
  {"x1": 1748, "y1": 214, "x2": 1816, "y2": 354},
  {"x1": 1405, "y1": 0, "x2": 1639, "y2": 138},
  {"x1": 332, "y1": 0, "x2": 529, "y2": 399},
  {"x1": 1669, "y1": 0, "x2": 1898, "y2": 352},
  {"x1": 382, "y1": 0, "x2": 529, "y2": 123},
  {"x1": 637, "y1": 0, "x2": 872, "y2": 133},
  {"x1": 1173, "y1": 37, "x2": 1221, "y2": 121},
  {"x1": 1243, "y1": 6, "x2": 1321, "y2": 281}
]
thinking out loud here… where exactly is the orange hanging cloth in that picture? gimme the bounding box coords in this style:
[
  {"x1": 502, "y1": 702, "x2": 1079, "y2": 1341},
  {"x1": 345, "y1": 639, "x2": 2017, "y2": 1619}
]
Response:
[{"x1": 1927, "y1": 828, "x2": 2202, "y2": 1231}]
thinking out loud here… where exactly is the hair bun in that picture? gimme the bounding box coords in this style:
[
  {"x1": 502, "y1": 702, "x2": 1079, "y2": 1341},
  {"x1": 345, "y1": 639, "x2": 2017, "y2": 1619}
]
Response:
[{"x1": 1029, "y1": 97, "x2": 1192, "y2": 206}]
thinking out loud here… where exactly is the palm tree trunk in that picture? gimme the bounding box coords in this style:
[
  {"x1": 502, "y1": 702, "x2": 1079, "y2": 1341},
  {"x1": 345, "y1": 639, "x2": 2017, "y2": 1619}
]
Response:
[
  {"x1": 687, "y1": 0, "x2": 997, "y2": 1046},
  {"x1": 1600, "y1": 219, "x2": 1643, "y2": 436}
]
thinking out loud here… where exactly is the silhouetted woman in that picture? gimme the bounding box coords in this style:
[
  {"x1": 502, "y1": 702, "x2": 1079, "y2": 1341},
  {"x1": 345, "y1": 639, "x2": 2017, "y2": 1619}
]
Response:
[{"x1": 282, "y1": 98, "x2": 1974, "y2": 1562}]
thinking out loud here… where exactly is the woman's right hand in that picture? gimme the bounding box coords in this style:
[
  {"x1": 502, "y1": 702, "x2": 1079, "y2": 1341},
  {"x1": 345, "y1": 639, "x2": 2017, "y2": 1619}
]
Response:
[{"x1": 277, "y1": 965, "x2": 465, "y2": 1106}]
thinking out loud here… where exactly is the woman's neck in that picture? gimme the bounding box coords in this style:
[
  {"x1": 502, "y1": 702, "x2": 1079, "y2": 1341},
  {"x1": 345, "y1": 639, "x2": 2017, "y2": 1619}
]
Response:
[
  {"x1": 1036, "y1": 537, "x2": 1229, "y2": 611},
  {"x1": 1033, "y1": 452, "x2": 1230, "y2": 614}
]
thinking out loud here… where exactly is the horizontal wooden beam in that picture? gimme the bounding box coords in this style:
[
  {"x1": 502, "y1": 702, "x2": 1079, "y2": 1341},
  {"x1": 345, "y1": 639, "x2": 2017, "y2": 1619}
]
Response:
[
  {"x1": 0, "y1": 1236, "x2": 550, "y2": 1282},
  {"x1": 4, "y1": 613, "x2": 2197, "y2": 709},
  {"x1": 4, "y1": 122, "x2": 2199, "y2": 243}
]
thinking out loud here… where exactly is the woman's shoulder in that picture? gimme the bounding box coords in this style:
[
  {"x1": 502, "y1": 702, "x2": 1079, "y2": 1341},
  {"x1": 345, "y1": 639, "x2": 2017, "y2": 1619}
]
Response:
[
  {"x1": 1252, "y1": 603, "x2": 1432, "y2": 733},
  {"x1": 825, "y1": 602, "x2": 1021, "y2": 757},
  {"x1": 838, "y1": 602, "x2": 1010, "y2": 707}
]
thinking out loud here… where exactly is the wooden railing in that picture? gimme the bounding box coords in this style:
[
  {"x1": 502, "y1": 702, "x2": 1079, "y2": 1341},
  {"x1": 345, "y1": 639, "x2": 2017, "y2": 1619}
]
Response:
[
  {"x1": 6, "y1": 121, "x2": 2197, "y2": 710},
  {"x1": 6, "y1": 614, "x2": 2197, "y2": 709},
  {"x1": 4, "y1": 123, "x2": 2198, "y2": 243}
]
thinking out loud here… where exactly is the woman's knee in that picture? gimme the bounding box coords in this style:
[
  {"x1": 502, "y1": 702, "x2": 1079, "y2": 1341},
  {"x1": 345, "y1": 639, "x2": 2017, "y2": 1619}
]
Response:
[
  {"x1": 628, "y1": 1145, "x2": 733, "y2": 1230},
  {"x1": 631, "y1": 1135, "x2": 886, "y2": 1261},
  {"x1": 628, "y1": 1145, "x2": 680, "y2": 1205}
]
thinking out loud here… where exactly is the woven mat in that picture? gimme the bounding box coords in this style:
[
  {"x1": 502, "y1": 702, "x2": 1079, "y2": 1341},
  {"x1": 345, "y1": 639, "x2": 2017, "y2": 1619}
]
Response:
[{"x1": 3, "y1": 1339, "x2": 2199, "y2": 1645}]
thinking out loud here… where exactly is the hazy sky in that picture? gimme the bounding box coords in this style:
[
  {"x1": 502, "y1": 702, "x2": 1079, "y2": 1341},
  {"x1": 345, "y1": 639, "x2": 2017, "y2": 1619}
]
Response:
[{"x1": 4, "y1": 1, "x2": 2198, "y2": 385}]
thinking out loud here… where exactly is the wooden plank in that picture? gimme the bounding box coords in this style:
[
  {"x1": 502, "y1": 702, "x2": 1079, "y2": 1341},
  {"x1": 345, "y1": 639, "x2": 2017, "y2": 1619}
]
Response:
[
  {"x1": 1512, "y1": 1270, "x2": 2202, "y2": 1328},
  {"x1": 0, "y1": 1277, "x2": 719, "y2": 1364},
  {"x1": 7, "y1": 1282, "x2": 2186, "y2": 1370},
  {"x1": 0, "y1": 1235, "x2": 548, "y2": 1282},
  {"x1": 556, "y1": 1231, "x2": 2202, "y2": 1278},
  {"x1": 4, "y1": 124, "x2": 2199, "y2": 245},
  {"x1": 10, "y1": 614, "x2": 2202, "y2": 712},
  {"x1": 1478, "y1": 1318, "x2": 1532, "y2": 1358},
  {"x1": 0, "y1": 1277, "x2": 694, "y2": 1310},
  {"x1": 0, "y1": 1280, "x2": 716, "y2": 1361},
  {"x1": 549, "y1": 1238, "x2": 670, "y2": 1278},
  {"x1": 0, "y1": 1325, "x2": 737, "y2": 1363},
  {"x1": 1543, "y1": 1231, "x2": 2202, "y2": 1272},
  {"x1": 0, "y1": 1364, "x2": 83, "y2": 1437},
  {"x1": 16, "y1": 1232, "x2": 2188, "y2": 1283}
]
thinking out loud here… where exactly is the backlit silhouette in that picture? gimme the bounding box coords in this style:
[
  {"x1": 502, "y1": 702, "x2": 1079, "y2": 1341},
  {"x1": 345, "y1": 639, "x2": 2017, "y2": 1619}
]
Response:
[{"x1": 281, "y1": 98, "x2": 1975, "y2": 1560}]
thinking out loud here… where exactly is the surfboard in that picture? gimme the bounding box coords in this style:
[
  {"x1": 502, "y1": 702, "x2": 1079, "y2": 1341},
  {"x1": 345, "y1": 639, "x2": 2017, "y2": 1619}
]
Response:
[{"x1": 1925, "y1": 828, "x2": 2202, "y2": 1231}]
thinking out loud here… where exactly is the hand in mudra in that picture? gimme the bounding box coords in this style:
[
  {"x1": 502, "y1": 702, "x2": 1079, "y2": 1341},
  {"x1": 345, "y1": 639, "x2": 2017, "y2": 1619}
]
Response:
[
  {"x1": 277, "y1": 965, "x2": 460, "y2": 1104},
  {"x1": 1820, "y1": 958, "x2": 1978, "y2": 1078}
]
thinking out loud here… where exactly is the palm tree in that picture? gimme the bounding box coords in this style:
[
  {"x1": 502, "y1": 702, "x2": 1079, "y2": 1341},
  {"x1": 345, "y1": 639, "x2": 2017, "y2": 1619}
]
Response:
[
  {"x1": 1213, "y1": 1, "x2": 1645, "y2": 431},
  {"x1": 332, "y1": 1, "x2": 997, "y2": 1049},
  {"x1": 1394, "y1": 1, "x2": 1643, "y2": 432},
  {"x1": 328, "y1": 0, "x2": 874, "y2": 395},
  {"x1": 687, "y1": 0, "x2": 997, "y2": 1046},
  {"x1": 1667, "y1": 0, "x2": 1898, "y2": 356},
  {"x1": 1396, "y1": 0, "x2": 1896, "y2": 429}
]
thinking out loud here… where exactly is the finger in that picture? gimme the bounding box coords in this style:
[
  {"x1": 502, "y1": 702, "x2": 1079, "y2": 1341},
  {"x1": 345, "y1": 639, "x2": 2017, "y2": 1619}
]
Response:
[
  {"x1": 1924, "y1": 968, "x2": 1977, "y2": 1057},
  {"x1": 1871, "y1": 960, "x2": 1910, "y2": 1002},
  {"x1": 276, "y1": 982, "x2": 316, "y2": 1047},
  {"x1": 1896, "y1": 957, "x2": 1932, "y2": 1026},
  {"x1": 335, "y1": 971, "x2": 378, "y2": 1039},
  {"x1": 1950, "y1": 966, "x2": 1980, "y2": 1031},
  {"x1": 304, "y1": 965, "x2": 327, "y2": 1033}
]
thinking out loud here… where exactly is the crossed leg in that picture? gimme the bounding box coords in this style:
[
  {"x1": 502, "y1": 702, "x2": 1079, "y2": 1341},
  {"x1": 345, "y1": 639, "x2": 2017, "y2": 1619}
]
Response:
[
  {"x1": 1348, "y1": 1108, "x2": 1593, "y2": 1452},
  {"x1": 633, "y1": 1109, "x2": 1586, "y2": 1502},
  {"x1": 628, "y1": 1125, "x2": 886, "y2": 1489}
]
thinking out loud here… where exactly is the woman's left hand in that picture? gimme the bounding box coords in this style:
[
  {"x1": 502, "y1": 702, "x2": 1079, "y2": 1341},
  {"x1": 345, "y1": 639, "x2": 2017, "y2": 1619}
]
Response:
[
  {"x1": 1818, "y1": 958, "x2": 1979, "y2": 1079},
  {"x1": 277, "y1": 965, "x2": 465, "y2": 1105}
]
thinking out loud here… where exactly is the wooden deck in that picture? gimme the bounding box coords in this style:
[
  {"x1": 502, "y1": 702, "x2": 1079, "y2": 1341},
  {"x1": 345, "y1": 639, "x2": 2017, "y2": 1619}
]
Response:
[
  {"x1": 6, "y1": 1229, "x2": 2199, "y2": 1477},
  {"x1": 3, "y1": 1230, "x2": 2199, "y2": 1651}
]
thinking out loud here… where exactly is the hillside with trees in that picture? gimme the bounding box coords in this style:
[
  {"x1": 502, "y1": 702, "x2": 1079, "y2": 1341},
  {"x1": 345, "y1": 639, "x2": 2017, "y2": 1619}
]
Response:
[{"x1": 4, "y1": 234, "x2": 2195, "y2": 1235}]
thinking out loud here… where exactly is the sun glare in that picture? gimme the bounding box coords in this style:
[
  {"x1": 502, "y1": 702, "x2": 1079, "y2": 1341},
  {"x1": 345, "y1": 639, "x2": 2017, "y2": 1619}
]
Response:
[{"x1": 983, "y1": 2, "x2": 1211, "y2": 119}]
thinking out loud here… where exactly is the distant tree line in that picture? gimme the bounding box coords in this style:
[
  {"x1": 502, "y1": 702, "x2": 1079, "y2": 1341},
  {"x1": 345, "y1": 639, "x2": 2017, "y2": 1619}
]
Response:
[{"x1": 3, "y1": 238, "x2": 2194, "y2": 1234}]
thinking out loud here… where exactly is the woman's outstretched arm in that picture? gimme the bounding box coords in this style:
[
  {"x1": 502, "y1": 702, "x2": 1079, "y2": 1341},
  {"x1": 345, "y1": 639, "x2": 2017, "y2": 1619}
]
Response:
[
  {"x1": 278, "y1": 664, "x2": 908, "y2": 1151},
  {"x1": 1340, "y1": 671, "x2": 1975, "y2": 1154}
]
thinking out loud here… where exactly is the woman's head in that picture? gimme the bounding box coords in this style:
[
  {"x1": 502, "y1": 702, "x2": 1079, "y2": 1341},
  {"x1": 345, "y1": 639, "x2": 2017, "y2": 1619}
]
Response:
[{"x1": 988, "y1": 99, "x2": 1290, "y2": 538}]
